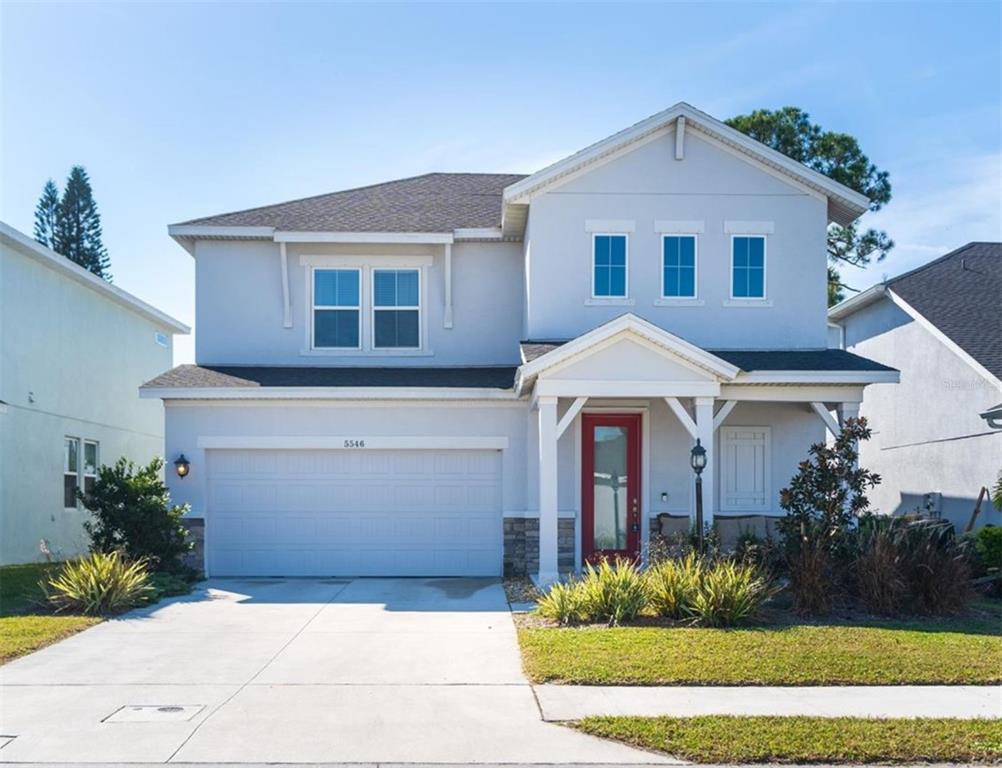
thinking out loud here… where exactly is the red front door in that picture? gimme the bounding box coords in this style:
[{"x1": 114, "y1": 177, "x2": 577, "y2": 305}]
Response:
[{"x1": 582, "y1": 413, "x2": 642, "y2": 563}]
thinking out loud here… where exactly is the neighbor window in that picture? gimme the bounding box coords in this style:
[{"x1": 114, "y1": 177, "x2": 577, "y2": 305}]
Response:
[
  {"x1": 731, "y1": 236, "x2": 766, "y2": 299},
  {"x1": 592, "y1": 234, "x2": 628, "y2": 298},
  {"x1": 373, "y1": 269, "x2": 420, "y2": 348},
  {"x1": 662, "y1": 235, "x2": 697, "y2": 298},
  {"x1": 83, "y1": 440, "x2": 99, "y2": 495},
  {"x1": 313, "y1": 268, "x2": 360, "y2": 348},
  {"x1": 64, "y1": 437, "x2": 80, "y2": 508}
]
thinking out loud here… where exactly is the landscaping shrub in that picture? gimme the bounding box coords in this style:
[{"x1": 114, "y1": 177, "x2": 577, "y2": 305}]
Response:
[
  {"x1": 536, "y1": 579, "x2": 584, "y2": 625},
  {"x1": 974, "y1": 526, "x2": 1002, "y2": 572},
  {"x1": 146, "y1": 571, "x2": 195, "y2": 602},
  {"x1": 80, "y1": 457, "x2": 191, "y2": 572},
  {"x1": 645, "y1": 553, "x2": 703, "y2": 619},
  {"x1": 854, "y1": 519, "x2": 907, "y2": 615},
  {"x1": 44, "y1": 551, "x2": 152, "y2": 615},
  {"x1": 686, "y1": 559, "x2": 775, "y2": 627},
  {"x1": 895, "y1": 520, "x2": 972, "y2": 615},
  {"x1": 778, "y1": 418, "x2": 880, "y2": 614},
  {"x1": 577, "y1": 557, "x2": 648, "y2": 625}
]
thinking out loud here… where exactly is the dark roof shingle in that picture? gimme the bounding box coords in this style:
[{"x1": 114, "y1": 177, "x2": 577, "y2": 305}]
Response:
[
  {"x1": 520, "y1": 342, "x2": 895, "y2": 372},
  {"x1": 142, "y1": 365, "x2": 518, "y2": 390},
  {"x1": 885, "y1": 242, "x2": 1001, "y2": 379},
  {"x1": 176, "y1": 173, "x2": 527, "y2": 233}
]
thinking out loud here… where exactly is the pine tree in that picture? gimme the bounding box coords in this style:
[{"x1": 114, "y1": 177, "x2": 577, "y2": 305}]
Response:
[
  {"x1": 33, "y1": 179, "x2": 61, "y2": 248},
  {"x1": 53, "y1": 166, "x2": 111, "y2": 280}
]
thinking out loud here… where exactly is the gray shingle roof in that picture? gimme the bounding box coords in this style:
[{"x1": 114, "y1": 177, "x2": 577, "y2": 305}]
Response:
[
  {"x1": 885, "y1": 242, "x2": 1001, "y2": 379},
  {"x1": 520, "y1": 342, "x2": 896, "y2": 372},
  {"x1": 142, "y1": 365, "x2": 518, "y2": 390},
  {"x1": 176, "y1": 173, "x2": 528, "y2": 233}
]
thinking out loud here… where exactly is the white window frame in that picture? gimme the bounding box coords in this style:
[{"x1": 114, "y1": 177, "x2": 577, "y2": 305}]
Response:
[
  {"x1": 64, "y1": 436, "x2": 80, "y2": 510},
  {"x1": 310, "y1": 266, "x2": 362, "y2": 351},
  {"x1": 590, "y1": 232, "x2": 630, "y2": 301},
  {"x1": 371, "y1": 267, "x2": 422, "y2": 351},
  {"x1": 659, "y1": 234, "x2": 699, "y2": 300},
  {"x1": 728, "y1": 234, "x2": 768, "y2": 302},
  {"x1": 83, "y1": 439, "x2": 99, "y2": 496},
  {"x1": 719, "y1": 426, "x2": 772, "y2": 513}
]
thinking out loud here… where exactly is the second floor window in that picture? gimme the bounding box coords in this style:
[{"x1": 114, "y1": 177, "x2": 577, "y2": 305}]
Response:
[
  {"x1": 83, "y1": 440, "x2": 99, "y2": 495},
  {"x1": 662, "y1": 235, "x2": 697, "y2": 298},
  {"x1": 592, "y1": 234, "x2": 628, "y2": 298},
  {"x1": 373, "y1": 269, "x2": 420, "y2": 348},
  {"x1": 313, "y1": 269, "x2": 360, "y2": 348},
  {"x1": 731, "y1": 236, "x2": 766, "y2": 299}
]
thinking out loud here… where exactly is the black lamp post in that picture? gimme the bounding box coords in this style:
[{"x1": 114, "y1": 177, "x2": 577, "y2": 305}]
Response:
[{"x1": 689, "y1": 439, "x2": 707, "y2": 553}]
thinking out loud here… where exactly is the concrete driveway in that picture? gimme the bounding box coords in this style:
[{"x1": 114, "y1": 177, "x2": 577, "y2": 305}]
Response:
[{"x1": 0, "y1": 578, "x2": 668, "y2": 765}]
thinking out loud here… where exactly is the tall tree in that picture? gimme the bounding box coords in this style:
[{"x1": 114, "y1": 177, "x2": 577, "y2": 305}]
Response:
[
  {"x1": 53, "y1": 166, "x2": 111, "y2": 280},
  {"x1": 33, "y1": 179, "x2": 61, "y2": 249},
  {"x1": 726, "y1": 107, "x2": 892, "y2": 305}
]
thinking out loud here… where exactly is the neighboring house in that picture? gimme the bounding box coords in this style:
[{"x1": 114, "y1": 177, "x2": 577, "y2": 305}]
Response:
[
  {"x1": 0, "y1": 222, "x2": 189, "y2": 564},
  {"x1": 829, "y1": 242, "x2": 1001, "y2": 531},
  {"x1": 143, "y1": 102, "x2": 897, "y2": 582}
]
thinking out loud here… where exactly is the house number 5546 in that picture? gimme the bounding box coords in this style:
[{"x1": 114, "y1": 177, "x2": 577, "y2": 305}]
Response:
[{"x1": 343, "y1": 439, "x2": 366, "y2": 448}]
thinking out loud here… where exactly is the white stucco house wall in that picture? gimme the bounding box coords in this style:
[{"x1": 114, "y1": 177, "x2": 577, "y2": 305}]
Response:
[
  {"x1": 829, "y1": 242, "x2": 1001, "y2": 531},
  {"x1": 145, "y1": 102, "x2": 898, "y2": 582},
  {"x1": 0, "y1": 222, "x2": 189, "y2": 564}
]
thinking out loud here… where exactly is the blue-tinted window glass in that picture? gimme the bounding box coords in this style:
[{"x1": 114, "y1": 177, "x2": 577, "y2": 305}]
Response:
[
  {"x1": 610, "y1": 265, "x2": 626, "y2": 296},
  {"x1": 732, "y1": 237, "x2": 765, "y2": 298},
  {"x1": 593, "y1": 235, "x2": 627, "y2": 297},
  {"x1": 662, "y1": 236, "x2": 696, "y2": 297},
  {"x1": 374, "y1": 309, "x2": 419, "y2": 348},
  {"x1": 314, "y1": 309, "x2": 359, "y2": 348},
  {"x1": 678, "y1": 266, "x2": 696, "y2": 297},
  {"x1": 374, "y1": 270, "x2": 419, "y2": 307},
  {"x1": 315, "y1": 269, "x2": 358, "y2": 307}
]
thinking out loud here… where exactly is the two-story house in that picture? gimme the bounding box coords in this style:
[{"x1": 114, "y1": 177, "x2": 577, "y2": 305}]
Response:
[{"x1": 142, "y1": 103, "x2": 897, "y2": 582}]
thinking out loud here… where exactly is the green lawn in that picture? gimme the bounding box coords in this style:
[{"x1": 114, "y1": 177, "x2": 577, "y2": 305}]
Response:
[
  {"x1": 572, "y1": 716, "x2": 1002, "y2": 763},
  {"x1": 0, "y1": 563, "x2": 99, "y2": 663},
  {"x1": 519, "y1": 608, "x2": 1002, "y2": 685}
]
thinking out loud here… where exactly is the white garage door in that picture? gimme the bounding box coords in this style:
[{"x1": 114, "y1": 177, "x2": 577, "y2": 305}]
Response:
[{"x1": 206, "y1": 448, "x2": 502, "y2": 577}]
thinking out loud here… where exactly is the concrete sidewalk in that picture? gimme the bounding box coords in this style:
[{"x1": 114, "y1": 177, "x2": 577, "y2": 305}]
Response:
[{"x1": 535, "y1": 684, "x2": 1002, "y2": 721}]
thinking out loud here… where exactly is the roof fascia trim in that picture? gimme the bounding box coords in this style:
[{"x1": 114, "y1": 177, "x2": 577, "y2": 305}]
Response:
[
  {"x1": 827, "y1": 284, "x2": 887, "y2": 321},
  {"x1": 139, "y1": 385, "x2": 521, "y2": 401},
  {"x1": 733, "y1": 369, "x2": 900, "y2": 385},
  {"x1": 1, "y1": 222, "x2": 190, "y2": 334},
  {"x1": 885, "y1": 289, "x2": 1000, "y2": 387}
]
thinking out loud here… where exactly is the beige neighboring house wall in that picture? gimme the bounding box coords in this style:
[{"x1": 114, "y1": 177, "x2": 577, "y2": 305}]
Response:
[{"x1": 0, "y1": 222, "x2": 188, "y2": 564}]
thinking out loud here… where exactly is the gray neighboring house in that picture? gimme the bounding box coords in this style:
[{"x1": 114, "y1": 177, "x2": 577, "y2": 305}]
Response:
[
  {"x1": 0, "y1": 222, "x2": 189, "y2": 564},
  {"x1": 829, "y1": 242, "x2": 1002, "y2": 530},
  {"x1": 144, "y1": 102, "x2": 899, "y2": 581}
]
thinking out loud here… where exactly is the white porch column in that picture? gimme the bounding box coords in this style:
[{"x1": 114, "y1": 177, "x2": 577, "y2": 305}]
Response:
[
  {"x1": 537, "y1": 396, "x2": 560, "y2": 585},
  {"x1": 694, "y1": 397, "x2": 715, "y2": 526},
  {"x1": 838, "y1": 402, "x2": 861, "y2": 516}
]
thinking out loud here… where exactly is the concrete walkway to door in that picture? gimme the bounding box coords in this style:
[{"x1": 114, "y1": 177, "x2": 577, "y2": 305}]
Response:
[{"x1": 0, "y1": 578, "x2": 670, "y2": 764}]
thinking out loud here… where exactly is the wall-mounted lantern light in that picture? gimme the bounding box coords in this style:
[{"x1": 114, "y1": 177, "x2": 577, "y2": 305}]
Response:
[{"x1": 174, "y1": 454, "x2": 191, "y2": 479}]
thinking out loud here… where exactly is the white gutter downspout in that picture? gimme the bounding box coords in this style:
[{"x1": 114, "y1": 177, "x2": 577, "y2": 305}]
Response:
[
  {"x1": 279, "y1": 242, "x2": 292, "y2": 328},
  {"x1": 443, "y1": 242, "x2": 454, "y2": 329}
]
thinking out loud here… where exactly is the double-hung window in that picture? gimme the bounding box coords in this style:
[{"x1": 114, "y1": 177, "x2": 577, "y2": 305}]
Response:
[
  {"x1": 731, "y1": 236, "x2": 766, "y2": 299},
  {"x1": 373, "y1": 269, "x2": 420, "y2": 349},
  {"x1": 662, "y1": 235, "x2": 697, "y2": 298},
  {"x1": 83, "y1": 440, "x2": 99, "y2": 495},
  {"x1": 64, "y1": 437, "x2": 80, "y2": 508},
  {"x1": 592, "y1": 234, "x2": 628, "y2": 298},
  {"x1": 313, "y1": 269, "x2": 360, "y2": 348}
]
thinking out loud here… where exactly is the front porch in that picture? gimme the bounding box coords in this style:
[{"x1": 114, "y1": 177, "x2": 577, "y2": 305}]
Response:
[{"x1": 515, "y1": 314, "x2": 897, "y2": 584}]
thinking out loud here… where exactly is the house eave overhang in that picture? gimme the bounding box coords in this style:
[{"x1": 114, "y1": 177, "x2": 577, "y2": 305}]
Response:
[
  {"x1": 167, "y1": 225, "x2": 461, "y2": 255},
  {"x1": 827, "y1": 284, "x2": 888, "y2": 322},
  {"x1": 140, "y1": 386, "x2": 523, "y2": 402},
  {"x1": 501, "y1": 102, "x2": 870, "y2": 238}
]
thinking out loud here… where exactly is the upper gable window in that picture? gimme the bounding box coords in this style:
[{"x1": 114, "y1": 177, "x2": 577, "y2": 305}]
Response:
[
  {"x1": 373, "y1": 269, "x2": 420, "y2": 349},
  {"x1": 662, "y1": 235, "x2": 697, "y2": 298},
  {"x1": 313, "y1": 268, "x2": 360, "y2": 349},
  {"x1": 731, "y1": 236, "x2": 766, "y2": 299},
  {"x1": 592, "y1": 234, "x2": 628, "y2": 298}
]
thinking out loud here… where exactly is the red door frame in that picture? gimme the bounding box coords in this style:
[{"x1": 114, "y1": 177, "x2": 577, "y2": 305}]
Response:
[{"x1": 581, "y1": 413, "x2": 642, "y2": 563}]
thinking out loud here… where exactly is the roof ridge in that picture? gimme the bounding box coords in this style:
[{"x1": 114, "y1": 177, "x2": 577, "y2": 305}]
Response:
[
  {"x1": 886, "y1": 241, "x2": 1001, "y2": 288},
  {"x1": 175, "y1": 172, "x2": 526, "y2": 227}
]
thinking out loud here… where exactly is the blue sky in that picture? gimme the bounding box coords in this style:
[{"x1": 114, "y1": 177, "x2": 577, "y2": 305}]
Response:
[{"x1": 2, "y1": 1, "x2": 999, "y2": 364}]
